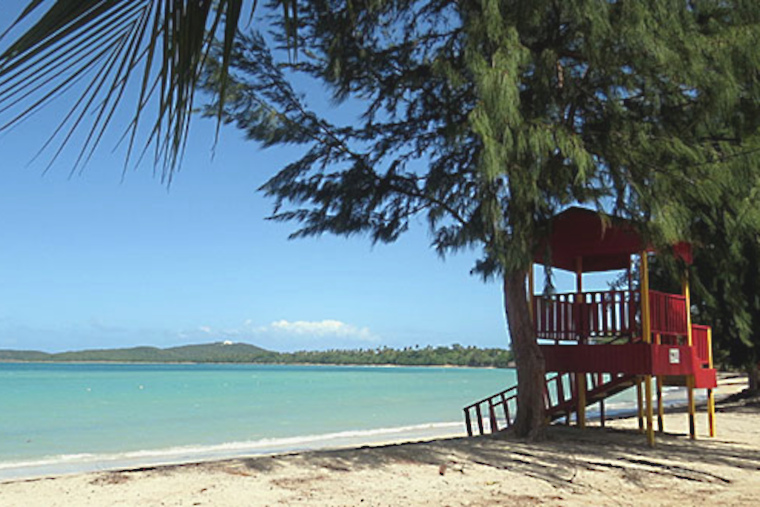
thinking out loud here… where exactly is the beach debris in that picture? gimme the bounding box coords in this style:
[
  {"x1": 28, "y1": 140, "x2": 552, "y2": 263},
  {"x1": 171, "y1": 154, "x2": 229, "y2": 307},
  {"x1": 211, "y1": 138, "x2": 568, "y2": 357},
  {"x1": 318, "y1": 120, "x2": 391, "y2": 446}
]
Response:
[
  {"x1": 439, "y1": 461, "x2": 466, "y2": 475},
  {"x1": 89, "y1": 472, "x2": 131, "y2": 485}
]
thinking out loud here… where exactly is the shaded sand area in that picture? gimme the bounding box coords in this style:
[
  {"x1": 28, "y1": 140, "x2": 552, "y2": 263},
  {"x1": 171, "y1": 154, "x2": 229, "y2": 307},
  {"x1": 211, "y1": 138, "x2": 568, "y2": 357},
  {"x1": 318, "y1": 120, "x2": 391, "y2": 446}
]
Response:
[{"x1": 1, "y1": 377, "x2": 758, "y2": 506}]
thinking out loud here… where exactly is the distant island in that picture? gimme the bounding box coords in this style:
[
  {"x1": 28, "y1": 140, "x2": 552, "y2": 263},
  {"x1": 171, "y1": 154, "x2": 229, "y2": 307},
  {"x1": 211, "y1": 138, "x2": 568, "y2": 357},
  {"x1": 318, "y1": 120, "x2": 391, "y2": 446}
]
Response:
[{"x1": 0, "y1": 342, "x2": 514, "y2": 368}]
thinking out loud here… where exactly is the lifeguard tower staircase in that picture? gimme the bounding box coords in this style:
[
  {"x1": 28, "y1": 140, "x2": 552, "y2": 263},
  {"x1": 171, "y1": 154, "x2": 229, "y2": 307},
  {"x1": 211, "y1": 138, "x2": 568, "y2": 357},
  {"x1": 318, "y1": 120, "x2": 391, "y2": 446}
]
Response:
[{"x1": 463, "y1": 208, "x2": 717, "y2": 446}]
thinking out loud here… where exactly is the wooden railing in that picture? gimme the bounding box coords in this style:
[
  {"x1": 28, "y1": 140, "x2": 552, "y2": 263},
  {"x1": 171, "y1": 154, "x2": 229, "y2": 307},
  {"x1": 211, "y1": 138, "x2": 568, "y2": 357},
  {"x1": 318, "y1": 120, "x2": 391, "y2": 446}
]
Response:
[
  {"x1": 534, "y1": 290, "x2": 639, "y2": 343},
  {"x1": 534, "y1": 289, "x2": 695, "y2": 344},
  {"x1": 649, "y1": 290, "x2": 688, "y2": 339},
  {"x1": 463, "y1": 382, "x2": 518, "y2": 435},
  {"x1": 545, "y1": 372, "x2": 634, "y2": 421}
]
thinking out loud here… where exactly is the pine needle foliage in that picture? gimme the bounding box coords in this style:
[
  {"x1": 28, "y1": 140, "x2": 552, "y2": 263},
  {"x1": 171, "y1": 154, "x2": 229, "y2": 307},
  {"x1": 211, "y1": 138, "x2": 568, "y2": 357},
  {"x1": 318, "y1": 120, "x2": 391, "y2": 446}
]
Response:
[
  {"x1": 646, "y1": 172, "x2": 760, "y2": 387},
  {"x1": 210, "y1": 0, "x2": 760, "y2": 276},
  {"x1": 687, "y1": 179, "x2": 760, "y2": 387}
]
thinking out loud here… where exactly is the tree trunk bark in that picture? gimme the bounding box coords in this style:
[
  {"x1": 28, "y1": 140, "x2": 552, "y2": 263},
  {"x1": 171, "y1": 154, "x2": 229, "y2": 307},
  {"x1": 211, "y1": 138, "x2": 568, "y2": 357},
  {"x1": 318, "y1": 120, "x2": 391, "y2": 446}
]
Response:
[
  {"x1": 748, "y1": 363, "x2": 759, "y2": 393},
  {"x1": 503, "y1": 269, "x2": 546, "y2": 440}
]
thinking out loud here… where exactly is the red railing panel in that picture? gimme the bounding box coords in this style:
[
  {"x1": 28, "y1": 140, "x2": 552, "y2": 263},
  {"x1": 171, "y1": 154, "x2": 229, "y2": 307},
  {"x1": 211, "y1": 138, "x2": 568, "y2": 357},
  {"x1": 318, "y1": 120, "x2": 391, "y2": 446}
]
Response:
[
  {"x1": 692, "y1": 324, "x2": 711, "y2": 367},
  {"x1": 535, "y1": 290, "x2": 639, "y2": 343},
  {"x1": 535, "y1": 289, "x2": 696, "y2": 344},
  {"x1": 649, "y1": 290, "x2": 687, "y2": 338}
]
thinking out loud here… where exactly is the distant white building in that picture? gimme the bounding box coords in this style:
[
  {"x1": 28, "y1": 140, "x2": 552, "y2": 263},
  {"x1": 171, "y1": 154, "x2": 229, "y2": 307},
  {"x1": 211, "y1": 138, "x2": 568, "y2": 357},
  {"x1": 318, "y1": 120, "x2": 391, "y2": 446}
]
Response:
[{"x1": 222, "y1": 340, "x2": 234, "y2": 346}]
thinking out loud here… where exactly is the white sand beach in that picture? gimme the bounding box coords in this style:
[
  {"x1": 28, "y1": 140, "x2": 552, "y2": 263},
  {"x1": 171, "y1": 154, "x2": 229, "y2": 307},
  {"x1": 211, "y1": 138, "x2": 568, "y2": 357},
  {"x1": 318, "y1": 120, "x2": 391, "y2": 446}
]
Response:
[{"x1": 1, "y1": 375, "x2": 757, "y2": 506}]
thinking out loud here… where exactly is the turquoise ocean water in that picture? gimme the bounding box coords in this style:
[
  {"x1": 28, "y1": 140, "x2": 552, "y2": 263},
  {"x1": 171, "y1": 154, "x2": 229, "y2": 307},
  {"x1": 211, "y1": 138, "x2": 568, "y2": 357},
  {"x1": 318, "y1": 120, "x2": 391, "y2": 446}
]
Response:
[
  {"x1": 0, "y1": 363, "x2": 516, "y2": 479},
  {"x1": 0, "y1": 363, "x2": 693, "y2": 480}
]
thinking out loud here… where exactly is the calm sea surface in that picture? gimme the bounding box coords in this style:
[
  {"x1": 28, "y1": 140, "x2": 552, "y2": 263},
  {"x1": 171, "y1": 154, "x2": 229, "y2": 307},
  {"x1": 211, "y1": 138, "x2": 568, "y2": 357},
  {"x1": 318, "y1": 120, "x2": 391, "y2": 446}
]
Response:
[
  {"x1": 0, "y1": 363, "x2": 516, "y2": 479},
  {"x1": 0, "y1": 362, "x2": 692, "y2": 480}
]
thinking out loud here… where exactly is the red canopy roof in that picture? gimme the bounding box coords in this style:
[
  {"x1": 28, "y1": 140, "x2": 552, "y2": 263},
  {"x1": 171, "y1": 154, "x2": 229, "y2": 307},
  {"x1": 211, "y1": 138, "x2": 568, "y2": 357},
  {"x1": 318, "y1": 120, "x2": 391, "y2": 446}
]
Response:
[{"x1": 534, "y1": 207, "x2": 692, "y2": 272}]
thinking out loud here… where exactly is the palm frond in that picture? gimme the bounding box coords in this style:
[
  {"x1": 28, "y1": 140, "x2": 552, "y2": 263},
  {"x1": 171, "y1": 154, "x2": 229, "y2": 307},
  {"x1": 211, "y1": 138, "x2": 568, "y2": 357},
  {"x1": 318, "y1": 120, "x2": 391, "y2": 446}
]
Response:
[{"x1": 0, "y1": 0, "x2": 287, "y2": 179}]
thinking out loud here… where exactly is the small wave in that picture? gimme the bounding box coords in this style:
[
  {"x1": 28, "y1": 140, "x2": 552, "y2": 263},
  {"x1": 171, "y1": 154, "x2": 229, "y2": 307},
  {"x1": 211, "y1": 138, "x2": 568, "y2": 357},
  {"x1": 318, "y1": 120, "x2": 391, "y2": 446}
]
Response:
[
  {"x1": 0, "y1": 453, "x2": 96, "y2": 471},
  {"x1": 0, "y1": 422, "x2": 464, "y2": 482}
]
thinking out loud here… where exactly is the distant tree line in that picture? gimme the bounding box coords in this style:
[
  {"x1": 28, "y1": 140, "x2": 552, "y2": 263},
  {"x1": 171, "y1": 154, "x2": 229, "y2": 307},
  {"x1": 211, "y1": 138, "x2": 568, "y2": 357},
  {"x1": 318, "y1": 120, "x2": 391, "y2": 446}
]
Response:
[
  {"x1": 0, "y1": 342, "x2": 514, "y2": 368},
  {"x1": 268, "y1": 344, "x2": 513, "y2": 368}
]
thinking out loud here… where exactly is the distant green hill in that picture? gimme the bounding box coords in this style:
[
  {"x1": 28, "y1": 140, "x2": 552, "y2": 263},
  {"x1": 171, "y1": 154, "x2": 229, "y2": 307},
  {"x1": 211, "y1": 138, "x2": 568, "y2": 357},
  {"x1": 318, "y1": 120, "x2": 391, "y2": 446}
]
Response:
[
  {"x1": 0, "y1": 342, "x2": 270, "y2": 363},
  {"x1": 0, "y1": 349, "x2": 54, "y2": 361},
  {"x1": 0, "y1": 342, "x2": 513, "y2": 368}
]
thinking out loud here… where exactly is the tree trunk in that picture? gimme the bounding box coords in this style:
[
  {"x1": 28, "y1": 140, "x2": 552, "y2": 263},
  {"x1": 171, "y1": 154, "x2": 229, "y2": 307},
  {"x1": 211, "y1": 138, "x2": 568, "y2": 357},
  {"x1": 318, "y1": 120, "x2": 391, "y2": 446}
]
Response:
[
  {"x1": 748, "y1": 363, "x2": 759, "y2": 393},
  {"x1": 503, "y1": 270, "x2": 546, "y2": 440}
]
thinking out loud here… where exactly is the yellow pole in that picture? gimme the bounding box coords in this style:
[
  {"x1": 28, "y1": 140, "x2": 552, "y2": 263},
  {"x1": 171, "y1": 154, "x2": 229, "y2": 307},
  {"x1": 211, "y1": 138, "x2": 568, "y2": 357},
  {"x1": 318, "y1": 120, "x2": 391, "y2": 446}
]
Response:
[
  {"x1": 641, "y1": 252, "x2": 654, "y2": 446},
  {"x1": 683, "y1": 274, "x2": 696, "y2": 440},
  {"x1": 683, "y1": 274, "x2": 693, "y2": 347},
  {"x1": 575, "y1": 257, "x2": 586, "y2": 429},
  {"x1": 641, "y1": 252, "x2": 651, "y2": 344},
  {"x1": 655, "y1": 333, "x2": 664, "y2": 432},
  {"x1": 656, "y1": 376, "x2": 664, "y2": 433},
  {"x1": 687, "y1": 377, "x2": 696, "y2": 439},
  {"x1": 707, "y1": 328, "x2": 716, "y2": 437},
  {"x1": 636, "y1": 378, "x2": 644, "y2": 433}
]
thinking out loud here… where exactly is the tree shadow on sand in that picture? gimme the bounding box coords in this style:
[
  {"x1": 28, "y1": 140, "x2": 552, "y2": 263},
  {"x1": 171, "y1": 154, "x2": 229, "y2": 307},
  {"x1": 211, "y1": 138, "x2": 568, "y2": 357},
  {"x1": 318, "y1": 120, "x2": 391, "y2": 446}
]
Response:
[{"x1": 224, "y1": 396, "x2": 760, "y2": 491}]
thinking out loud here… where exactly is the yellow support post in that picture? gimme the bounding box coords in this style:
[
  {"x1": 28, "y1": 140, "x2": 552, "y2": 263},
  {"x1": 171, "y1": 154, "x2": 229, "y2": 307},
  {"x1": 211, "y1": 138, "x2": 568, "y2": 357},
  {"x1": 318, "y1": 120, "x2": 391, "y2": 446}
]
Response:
[
  {"x1": 641, "y1": 252, "x2": 651, "y2": 345},
  {"x1": 577, "y1": 373, "x2": 587, "y2": 429},
  {"x1": 641, "y1": 252, "x2": 654, "y2": 446},
  {"x1": 656, "y1": 376, "x2": 664, "y2": 433},
  {"x1": 707, "y1": 388, "x2": 716, "y2": 437},
  {"x1": 683, "y1": 275, "x2": 696, "y2": 440},
  {"x1": 707, "y1": 328, "x2": 716, "y2": 437},
  {"x1": 575, "y1": 257, "x2": 586, "y2": 429},
  {"x1": 683, "y1": 275, "x2": 693, "y2": 347},
  {"x1": 687, "y1": 376, "x2": 696, "y2": 440}
]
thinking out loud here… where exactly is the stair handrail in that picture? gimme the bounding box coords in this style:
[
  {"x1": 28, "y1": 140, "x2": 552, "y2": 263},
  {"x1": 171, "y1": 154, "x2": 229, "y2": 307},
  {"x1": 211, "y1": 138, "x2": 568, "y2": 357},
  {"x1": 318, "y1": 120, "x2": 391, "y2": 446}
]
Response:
[
  {"x1": 463, "y1": 371, "x2": 636, "y2": 437},
  {"x1": 463, "y1": 382, "x2": 518, "y2": 436}
]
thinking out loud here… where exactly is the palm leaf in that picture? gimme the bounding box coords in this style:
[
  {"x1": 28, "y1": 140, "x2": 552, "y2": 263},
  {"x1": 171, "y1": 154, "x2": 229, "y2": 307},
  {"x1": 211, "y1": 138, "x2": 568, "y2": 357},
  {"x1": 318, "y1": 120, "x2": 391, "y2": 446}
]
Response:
[{"x1": 0, "y1": 0, "x2": 298, "y2": 178}]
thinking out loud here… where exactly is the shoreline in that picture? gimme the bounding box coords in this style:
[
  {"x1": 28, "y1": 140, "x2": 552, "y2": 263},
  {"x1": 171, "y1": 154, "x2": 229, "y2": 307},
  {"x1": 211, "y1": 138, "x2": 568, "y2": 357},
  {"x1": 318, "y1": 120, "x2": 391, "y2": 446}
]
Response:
[
  {"x1": 0, "y1": 360, "x2": 509, "y2": 369},
  {"x1": 0, "y1": 422, "x2": 467, "y2": 483},
  {"x1": 0, "y1": 378, "x2": 756, "y2": 506},
  {"x1": 0, "y1": 373, "x2": 746, "y2": 486}
]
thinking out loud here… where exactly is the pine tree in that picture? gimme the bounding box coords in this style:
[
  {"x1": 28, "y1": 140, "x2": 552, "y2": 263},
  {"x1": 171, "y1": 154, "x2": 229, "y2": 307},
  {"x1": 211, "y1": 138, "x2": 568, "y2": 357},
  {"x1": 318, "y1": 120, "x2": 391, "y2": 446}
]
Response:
[
  {"x1": 206, "y1": 1, "x2": 760, "y2": 438},
  {"x1": 646, "y1": 170, "x2": 760, "y2": 392},
  {"x1": 690, "y1": 195, "x2": 760, "y2": 391}
]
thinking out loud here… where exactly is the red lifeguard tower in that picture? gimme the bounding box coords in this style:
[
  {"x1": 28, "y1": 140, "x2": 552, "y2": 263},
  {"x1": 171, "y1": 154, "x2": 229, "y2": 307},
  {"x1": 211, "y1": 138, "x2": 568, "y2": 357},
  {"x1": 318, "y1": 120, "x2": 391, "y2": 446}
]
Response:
[{"x1": 464, "y1": 207, "x2": 717, "y2": 446}]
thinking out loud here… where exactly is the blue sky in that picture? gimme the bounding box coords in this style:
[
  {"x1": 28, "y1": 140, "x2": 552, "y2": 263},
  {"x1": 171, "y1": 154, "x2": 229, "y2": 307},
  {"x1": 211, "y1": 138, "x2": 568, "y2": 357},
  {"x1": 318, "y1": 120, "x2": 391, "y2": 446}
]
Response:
[{"x1": 0, "y1": 2, "x2": 608, "y2": 353}]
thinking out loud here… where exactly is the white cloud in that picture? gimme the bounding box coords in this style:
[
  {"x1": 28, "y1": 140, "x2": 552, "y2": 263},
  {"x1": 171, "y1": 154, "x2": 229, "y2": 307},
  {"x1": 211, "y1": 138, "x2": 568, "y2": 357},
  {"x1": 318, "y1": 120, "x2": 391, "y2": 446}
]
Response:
[
  {"x1": 264, "y1": 319, "x2": 375, "y2": 341},
  {"x1": 188, "y1": 319, "x2": 379, "y2": 350}
]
